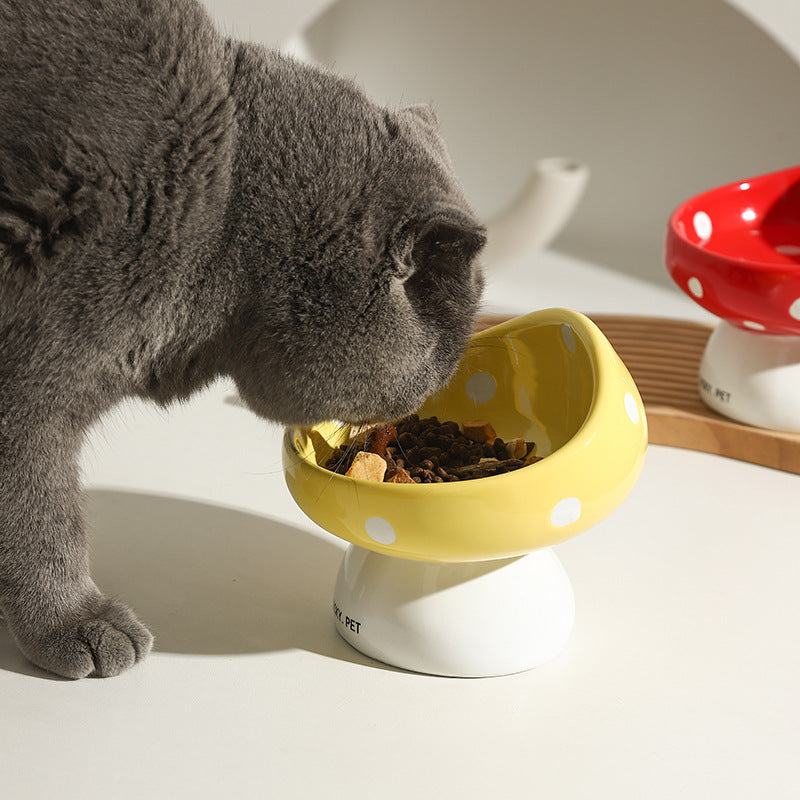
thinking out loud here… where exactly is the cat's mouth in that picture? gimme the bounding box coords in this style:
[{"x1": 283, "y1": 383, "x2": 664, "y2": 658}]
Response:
[{"x1": 338, "y1": 358, "x2": 459, "y2": 427}]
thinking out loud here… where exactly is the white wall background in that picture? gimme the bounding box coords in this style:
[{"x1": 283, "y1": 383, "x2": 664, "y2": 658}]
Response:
[
  {"x1": 726, "y1": 0, "x2": 800, "y2": 65},
  {"x1": 202, "y1": 0, "x2": 800, "y2": 289},
  {"x1": 200, "y1": 0, "x2": 331, "y2": 45}
]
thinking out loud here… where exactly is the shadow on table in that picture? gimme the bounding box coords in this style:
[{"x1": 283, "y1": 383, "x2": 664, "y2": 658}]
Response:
[{"x1": 0, "y1": 489, "x2": 395, "y2": 676}]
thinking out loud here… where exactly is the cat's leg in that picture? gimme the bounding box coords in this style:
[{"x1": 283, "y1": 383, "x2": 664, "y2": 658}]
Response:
[{"x1": 0, "y1": 423, "x2": 152, "y2": 678}]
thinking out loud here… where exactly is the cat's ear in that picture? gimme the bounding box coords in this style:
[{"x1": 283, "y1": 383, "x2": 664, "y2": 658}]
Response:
[
  {"x1": 404, "y1": 104, "x2": 439, "y2": 127},
  {"x1": 391, "y1": 206, "x2": 486, "y2": 280}
]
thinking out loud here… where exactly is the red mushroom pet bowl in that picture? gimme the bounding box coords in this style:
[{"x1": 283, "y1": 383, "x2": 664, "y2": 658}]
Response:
[{"x1": 665, "y1": 165, "x2": 800, "y2": 431}]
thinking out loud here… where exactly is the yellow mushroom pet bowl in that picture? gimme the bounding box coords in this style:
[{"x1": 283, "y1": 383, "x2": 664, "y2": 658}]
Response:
[{"x1": 282, "y1": 308, "x2": 647, "y2": 676}]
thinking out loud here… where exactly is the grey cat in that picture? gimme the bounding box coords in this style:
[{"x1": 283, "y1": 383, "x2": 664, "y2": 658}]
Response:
[{"x1": 0, "y1": 0, "x2": 485, "y2": 678}]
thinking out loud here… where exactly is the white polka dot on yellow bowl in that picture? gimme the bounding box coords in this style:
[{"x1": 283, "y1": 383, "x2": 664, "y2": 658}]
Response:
[
  {"x1": 465, "y1": 371, "x2": 496, "y2": 404},
  {"x1": 624, "y1": 392, "x2": 640, "y2": 424},
  {"x1": 561, "y1": 324, "x2": 576, "y2": 354},
  {"x1": 365, "y1": 517, "x2": 396, "y2": 545},
  {"x1": 551, "y1": 497, "x2": 581, "y2": 527}
]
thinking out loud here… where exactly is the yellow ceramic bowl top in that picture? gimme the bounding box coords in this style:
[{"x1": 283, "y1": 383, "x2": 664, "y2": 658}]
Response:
[{"x1": 282, "y1": 309, "x2": 647, "y2": 563}]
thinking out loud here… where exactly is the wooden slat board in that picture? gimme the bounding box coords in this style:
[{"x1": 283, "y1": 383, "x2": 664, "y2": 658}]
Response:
[{"x1": 476, "y1": 314, "x2": 800, "y2": 475}]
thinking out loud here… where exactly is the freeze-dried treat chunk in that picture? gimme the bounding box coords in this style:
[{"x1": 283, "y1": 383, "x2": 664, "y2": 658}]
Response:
[
  {"x1": 386, "y1": 467, "x2": 414, "y2": 484},
  {"x1": 461, "y1": 419, "x2": 496, "y2": 443},
  {"x1": 506, "y1": 438, "x2": 527, "y2": 459},
  {"x1": 345, "y1": 451, "x2": 387, "y2": 482}
]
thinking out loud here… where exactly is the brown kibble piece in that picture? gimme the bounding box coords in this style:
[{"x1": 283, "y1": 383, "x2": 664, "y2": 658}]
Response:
[
  {"x1": 345, "y1": 451, "x2": 387, "y2": 482},
  {"x1": 327, "y1": 415, "x2": 542, "y2": 483},
  {"x1": 462, "y1": 420, "x2": 496, "y2": 443},
  {"x1": 387, "y1": 467, "x2": 415, "y2": 484},
  {"x1": 452, "y1": 458, "x2": 524, "y2": 479},
  {"x1": 492, "y1": 437, "x2": 508, "y2": 459},
  {"x1": 506, "y1": 438, "x2": 527, "y2": 459}
]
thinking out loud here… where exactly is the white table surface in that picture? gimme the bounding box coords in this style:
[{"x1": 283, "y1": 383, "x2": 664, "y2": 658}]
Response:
[{"x1": 2, "y1": 251, "x2": 798, "y2": 799}]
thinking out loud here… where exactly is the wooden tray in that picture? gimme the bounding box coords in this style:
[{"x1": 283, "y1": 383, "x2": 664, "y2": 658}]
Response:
[{"x1": 477, "y1": 314, "x2": 800, "y2": 475}]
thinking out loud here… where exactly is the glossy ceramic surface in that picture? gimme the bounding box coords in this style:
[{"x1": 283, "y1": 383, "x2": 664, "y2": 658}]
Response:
[
  {"x1": 698, "y1": 320, "x2": 800, "y2": 432},
  {"x1": 282, "y1": 308, "x2": 648, "y2": 563},
  {"x1": 666, "y1": 165, "x2": 800, "y2": 336},
  {"x1": 482, "y1": 157, "x2": 589, "y2": 273},
  {"x1": 333, "y1": 544, "x2": 575, "y2": 677}
]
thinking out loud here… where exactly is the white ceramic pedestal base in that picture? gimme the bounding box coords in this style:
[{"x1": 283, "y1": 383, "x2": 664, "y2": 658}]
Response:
[
  {"x1": 332, "y1": 545, "x2": 575, "y2": 678},
  {"x1": 698, "y1": 321, "x2": 800, "y2": 432}
]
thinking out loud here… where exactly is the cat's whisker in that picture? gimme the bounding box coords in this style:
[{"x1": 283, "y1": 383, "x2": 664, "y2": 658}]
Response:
[{"x1": 313, "y1": 462, "x2": 341, "y2": 502}]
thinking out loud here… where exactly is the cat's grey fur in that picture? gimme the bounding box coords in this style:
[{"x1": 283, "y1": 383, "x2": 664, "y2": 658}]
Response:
[{"x1": 0, "y1": 0, "x2": 485, "y2": 678}]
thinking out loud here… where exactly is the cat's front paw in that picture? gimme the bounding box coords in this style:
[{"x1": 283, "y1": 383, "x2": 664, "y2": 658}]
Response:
[{"x1": 17, "y1": 597, "x2": 153, "y2": 679}]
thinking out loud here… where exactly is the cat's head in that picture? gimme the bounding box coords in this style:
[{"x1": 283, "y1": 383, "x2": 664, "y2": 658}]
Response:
[{"x1": 228, "y1": 51, "x2": 486, "y2": 426}]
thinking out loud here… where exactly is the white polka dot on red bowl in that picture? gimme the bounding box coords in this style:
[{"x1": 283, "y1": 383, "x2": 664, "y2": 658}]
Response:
[
  {"x1": 693, "y1": 211, "x2": 712, "y2": 240},
  {"x1": 688, "y1": 277, "x2": 703, "y2": 298}
]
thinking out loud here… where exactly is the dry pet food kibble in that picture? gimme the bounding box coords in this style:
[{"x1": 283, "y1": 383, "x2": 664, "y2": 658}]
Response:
[{"x1": 325, "y1": 415, "x2": 541, "y2": 483}]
